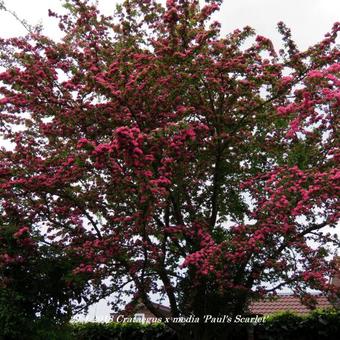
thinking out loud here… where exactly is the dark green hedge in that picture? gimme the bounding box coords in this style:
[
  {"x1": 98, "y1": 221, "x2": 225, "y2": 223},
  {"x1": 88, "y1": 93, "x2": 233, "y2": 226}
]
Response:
[
  {"x1": 69, "y1": 309, "x2": 340, "y2": 340},
  {"x1": 1, "y1": 309, "x2": 339, "y2": 340},
  {"x1": 70, "y1": 322, "x2": 177, "y2": 340},
  {"x1": 255, "y1": 308, "x2": 340, "y2": 340}
]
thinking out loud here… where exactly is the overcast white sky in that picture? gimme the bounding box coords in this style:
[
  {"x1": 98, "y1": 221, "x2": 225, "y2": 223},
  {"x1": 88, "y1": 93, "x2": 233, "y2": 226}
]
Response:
[
  {"x1": 0, "y1": 0, "x2": 339, "y2": 49},
  {"x1": 0, "y1": 0, "x2": 339, "y2": 322}
]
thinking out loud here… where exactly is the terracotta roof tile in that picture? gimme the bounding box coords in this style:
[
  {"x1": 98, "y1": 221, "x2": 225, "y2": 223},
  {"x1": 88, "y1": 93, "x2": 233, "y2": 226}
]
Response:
[{"x1": 250, "y1": 295, "x2": 332, "y2": 315}]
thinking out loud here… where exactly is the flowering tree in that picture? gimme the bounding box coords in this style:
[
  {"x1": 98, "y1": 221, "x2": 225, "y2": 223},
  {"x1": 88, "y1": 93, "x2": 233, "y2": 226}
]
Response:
[{"x1": 0, "y1": 0, "x2": 339, "y2": 339}]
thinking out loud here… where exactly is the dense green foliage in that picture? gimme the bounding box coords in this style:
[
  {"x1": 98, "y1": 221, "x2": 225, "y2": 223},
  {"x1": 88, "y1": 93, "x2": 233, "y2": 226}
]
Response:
[
  {"x1": 69, "y1": 309, "x2": 340, "y2": 340},
  {"x1": 0, "y1": 220, "x2": 89, "y2": 339},
  {"x1": 1, "y1": 308, "x2": 339, "y2": 339},
  {"x1": 256, "y1": 308, "x2": 340, "y2": 340},
  {"x1": 70, "y1": 322, "x2": 177, "y2": 340}
]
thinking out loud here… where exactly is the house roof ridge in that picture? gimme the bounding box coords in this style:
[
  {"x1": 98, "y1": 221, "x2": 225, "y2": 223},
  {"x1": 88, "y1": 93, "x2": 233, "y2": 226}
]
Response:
[
  {"x1": 151, "y1": 301, "x2": 171, "y2": 310},
  {"x1": 275, "y1": 292, "x2": 326, "y2": 296}
]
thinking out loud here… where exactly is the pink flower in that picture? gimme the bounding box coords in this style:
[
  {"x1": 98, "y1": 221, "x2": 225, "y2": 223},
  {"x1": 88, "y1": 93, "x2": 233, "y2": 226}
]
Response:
[
  {"x1": 13, "y1": 226, "x2": 29, "y2": 239},
  {"x1": 0, "y1": 97, "x2": 9, "y2": 105},
  {"x1": 307, "y1": 70, "x2": 323, "y2": 79},
  {"x1": 186, "y1": 129, "x2": 196, "y2": 140},
  {"x1": 77, "y1": 138, "x2": 90, "y2": 148}
]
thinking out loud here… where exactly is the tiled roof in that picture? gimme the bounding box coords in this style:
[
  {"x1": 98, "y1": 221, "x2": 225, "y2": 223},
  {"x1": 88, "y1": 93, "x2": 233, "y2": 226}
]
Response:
[
  {"x1": 249, "y1": 295, "x2": 332, "y2": 315},
  {"x1": 151, "y1": 302, "x2": 171, "y2": 313},
  {"x1": 115, "y1": 295, "x2": 334, "y2": 321},
  {"x1": 152, "y1": 297, "x2": 332, "y2": 316}
]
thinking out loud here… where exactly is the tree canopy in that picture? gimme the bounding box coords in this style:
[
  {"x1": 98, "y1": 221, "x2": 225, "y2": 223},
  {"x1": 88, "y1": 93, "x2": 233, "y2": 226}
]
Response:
[{"x1": 0, "y1": 0, "x2": 339, "y2": 339}]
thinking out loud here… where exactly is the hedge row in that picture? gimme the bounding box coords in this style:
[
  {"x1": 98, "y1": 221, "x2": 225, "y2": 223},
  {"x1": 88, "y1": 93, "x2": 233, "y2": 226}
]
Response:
[
  {"x1": 255, "y1": 308, "x2": 340, "y2": 340},
  {"x1": 2, "y1": 309, "x2": 339, "y2": 340},
  {"x1": 68, "y1": 309, "x2": 340, "y2": 340},
  {"x1": 70, "y1": 322, "x2": 177, "y2": 340}
]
